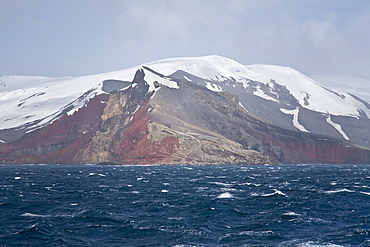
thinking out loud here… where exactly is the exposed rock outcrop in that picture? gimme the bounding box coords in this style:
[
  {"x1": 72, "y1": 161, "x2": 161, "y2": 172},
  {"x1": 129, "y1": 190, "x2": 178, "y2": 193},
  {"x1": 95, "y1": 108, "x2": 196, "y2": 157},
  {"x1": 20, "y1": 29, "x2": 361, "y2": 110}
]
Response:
[
  {"x1": 1, "y1": 68, "x2": 370, "y2": 165},
  {"x1": 76, "y1": 87, "x2": 269, "y2": 165},
  {"x1": 0, "y1": 94, "x2": 109, "y2": 164}
]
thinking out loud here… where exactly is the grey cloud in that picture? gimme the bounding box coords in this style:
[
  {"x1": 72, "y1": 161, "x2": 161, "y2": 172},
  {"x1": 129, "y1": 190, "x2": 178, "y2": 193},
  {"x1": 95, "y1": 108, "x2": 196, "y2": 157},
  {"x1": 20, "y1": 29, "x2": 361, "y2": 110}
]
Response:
[
  {"x1": 1, "y1": 0, "x2": 370, "y2": 78},
  {"x1": 115, "y1": 0, "x2": 370, "y2": 78},
  {"x1": 115, "y1": 0, "x2": 257, "y2": 65}
]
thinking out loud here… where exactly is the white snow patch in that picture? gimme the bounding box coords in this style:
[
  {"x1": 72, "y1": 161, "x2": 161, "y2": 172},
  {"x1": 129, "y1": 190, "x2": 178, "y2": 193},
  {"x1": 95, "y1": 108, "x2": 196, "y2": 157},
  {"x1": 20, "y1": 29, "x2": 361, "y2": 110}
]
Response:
[
  {"x1": 244, "y1": 65, "x2": 370, "y2": 119},
  {"x1": 280, "y1": 108, "x2": 309, "y2": 132},
  {"x1": 66, "y1": 89, "x2": 98, "y2": 116},
  {"x1": 312, "y1": 74, "x2": 370, "y2": 103},
  {"x1": 145, "y1": 55, "x2": 250, "y2": 82},
  {"x1": 0, "y1": 74, "x2": 104, "y2": 130},
  {"x1": 142, "y1": 67, "x2": 179, "y2": 90},
  {"x1": 238, "y1": 102, "x2": 248, "y2": 112},
  {"x1": 183, "y1": 75, "x2": 192, "y2": 82},
  {"x1": 326, "y1": 115, "x2": 350, "y2": 140},
  {"x1": 253, "y1": 85, "x2": 279, "y2": 102},
  {"x1": 205, "y1": 81, "x2": 223, "y2": 92}
]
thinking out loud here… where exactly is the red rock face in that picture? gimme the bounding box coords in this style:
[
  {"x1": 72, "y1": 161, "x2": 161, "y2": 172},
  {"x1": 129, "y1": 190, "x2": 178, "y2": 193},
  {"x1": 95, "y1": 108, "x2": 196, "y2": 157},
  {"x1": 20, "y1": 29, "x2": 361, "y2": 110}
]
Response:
[
  {"x1": 0, "y1": 94, "x2": 109, "y2": 164},
  {"x1": 113, "y1": 101, "x2": 179, "y2": 164},
  {"x1": 1, "y1": 85, "x2": 370, "y2": 165},
  {"x1": 251, "y1": 128, "x2": 369, "y2": 164},
  {"x1": 0, "y1": 88, "x2": 183, "y2": 164},
  {"x1": 273, "y1": 139, "x2": 348, "y2": 163}
]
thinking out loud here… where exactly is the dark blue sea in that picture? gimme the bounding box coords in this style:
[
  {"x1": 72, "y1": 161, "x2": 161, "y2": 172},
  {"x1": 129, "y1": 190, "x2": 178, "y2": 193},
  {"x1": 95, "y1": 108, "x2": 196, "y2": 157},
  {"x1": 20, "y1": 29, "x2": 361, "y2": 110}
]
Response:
[{"x1": 1, "y1": 164, "x2": 370, "y2": 247}]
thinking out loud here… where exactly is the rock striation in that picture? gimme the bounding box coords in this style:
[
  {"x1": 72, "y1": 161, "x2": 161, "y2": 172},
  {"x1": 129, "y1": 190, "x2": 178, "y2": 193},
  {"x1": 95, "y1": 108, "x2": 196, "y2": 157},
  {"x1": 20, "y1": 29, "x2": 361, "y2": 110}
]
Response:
[{"x1": 1, "y1": 66, "x2": 370, "y2": 165}]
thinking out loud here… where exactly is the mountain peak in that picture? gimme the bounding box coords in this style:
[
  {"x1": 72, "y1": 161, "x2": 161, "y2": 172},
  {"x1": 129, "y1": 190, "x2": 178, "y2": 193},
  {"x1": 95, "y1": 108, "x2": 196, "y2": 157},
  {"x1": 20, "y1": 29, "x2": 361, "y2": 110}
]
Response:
[{"x1": 1, "y1": 55, "x2": 370, "y2": 165}]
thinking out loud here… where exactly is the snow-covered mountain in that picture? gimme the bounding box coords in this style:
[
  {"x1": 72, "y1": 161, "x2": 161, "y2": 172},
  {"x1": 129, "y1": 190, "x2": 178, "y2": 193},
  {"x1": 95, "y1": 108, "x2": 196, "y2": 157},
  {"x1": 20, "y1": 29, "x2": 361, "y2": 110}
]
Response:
[
  {"x1": 1, "y1": 55, "x2": 370, "y2": 164},
  {"x1": 2, "y1": 55, "x2": 369, "y2": 146},
  {"x1": 311, "y1": 74, "x2": 370, "y2": 104}
]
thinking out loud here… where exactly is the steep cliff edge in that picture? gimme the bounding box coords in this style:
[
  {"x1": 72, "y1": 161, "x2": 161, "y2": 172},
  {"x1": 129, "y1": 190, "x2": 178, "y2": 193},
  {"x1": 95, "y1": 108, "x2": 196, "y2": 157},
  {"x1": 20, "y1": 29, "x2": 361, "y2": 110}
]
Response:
[
  {"x1": 0, "y1": 68, "x2": 270, "y2": 164},
  {"x1": 0, "y1": 93, "x2": 109, "y2": 164},
  {"x1": 76, "y1": 89, "x2": 269, "y2": 165},
  {"x1": 147, "y1": 79, "x2": 370, "y2": 164},
  {"x1": 1, "y1": 67, "x2": 370, "y2": 165}
]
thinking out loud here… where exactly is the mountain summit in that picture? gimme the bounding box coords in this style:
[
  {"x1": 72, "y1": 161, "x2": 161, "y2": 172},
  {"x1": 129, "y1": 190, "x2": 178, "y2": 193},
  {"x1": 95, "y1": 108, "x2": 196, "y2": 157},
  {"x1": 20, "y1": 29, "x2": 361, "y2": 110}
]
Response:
[{"x1": 1, "y1": 55, "x2": 370, "y2": 164}]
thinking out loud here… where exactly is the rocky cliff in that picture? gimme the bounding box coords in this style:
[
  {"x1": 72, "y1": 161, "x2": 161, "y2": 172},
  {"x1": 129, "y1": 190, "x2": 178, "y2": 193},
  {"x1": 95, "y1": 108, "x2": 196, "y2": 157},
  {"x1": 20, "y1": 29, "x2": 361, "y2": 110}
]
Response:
[{"x1": 1, "y1": 67, "x2": 370, "y2": 165}]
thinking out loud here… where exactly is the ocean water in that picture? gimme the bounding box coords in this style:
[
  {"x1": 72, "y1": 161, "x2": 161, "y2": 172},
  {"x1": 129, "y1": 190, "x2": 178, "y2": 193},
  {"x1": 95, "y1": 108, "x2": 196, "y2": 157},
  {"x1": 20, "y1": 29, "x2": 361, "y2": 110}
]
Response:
[{"x1": 1, "y1": 164, "x2": 370, "y2": 247}]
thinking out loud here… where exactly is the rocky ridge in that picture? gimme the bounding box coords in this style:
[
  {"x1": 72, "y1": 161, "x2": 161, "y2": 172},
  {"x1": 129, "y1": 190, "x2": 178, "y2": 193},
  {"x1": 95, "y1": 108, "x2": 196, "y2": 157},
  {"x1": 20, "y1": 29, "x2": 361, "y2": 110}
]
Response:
[
  {"x1": 1, "y1": 66, "x2": 370, "y2": 165},
  {"x1": 1, "y1": 55, "x2": 370, "y2": 165}
]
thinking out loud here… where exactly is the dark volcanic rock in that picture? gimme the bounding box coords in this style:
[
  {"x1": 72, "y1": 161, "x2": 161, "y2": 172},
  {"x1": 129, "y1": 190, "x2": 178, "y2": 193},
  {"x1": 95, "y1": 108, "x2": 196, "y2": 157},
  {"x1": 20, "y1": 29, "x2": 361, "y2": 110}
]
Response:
[
  {"x1": 1, "y1": 68, "x2": 370, "y2": 165},
  {"x1": 149, "y1": 79, "x2": 370, "y2": 164},
  {"x1": 102, "y1": 79, "x2": 131, "y2": 93}
]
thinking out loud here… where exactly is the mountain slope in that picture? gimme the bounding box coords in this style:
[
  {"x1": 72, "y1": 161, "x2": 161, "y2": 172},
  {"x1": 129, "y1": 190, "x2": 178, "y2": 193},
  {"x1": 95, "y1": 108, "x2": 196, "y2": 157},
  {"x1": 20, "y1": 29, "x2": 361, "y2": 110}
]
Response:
[
  {"x1": 312, "y1": 74, "x2": 370, "y2": 104},
  {"x1": 1, "y1": 55, "x2": 370, "y2": 164}
]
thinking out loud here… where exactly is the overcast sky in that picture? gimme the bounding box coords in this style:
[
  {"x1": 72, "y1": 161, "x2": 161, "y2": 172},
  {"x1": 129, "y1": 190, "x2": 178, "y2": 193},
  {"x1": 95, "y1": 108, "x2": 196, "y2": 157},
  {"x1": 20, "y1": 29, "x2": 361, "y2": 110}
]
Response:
[{"x1": 1, "y1": 0, "x2": 370, "y2": 78}]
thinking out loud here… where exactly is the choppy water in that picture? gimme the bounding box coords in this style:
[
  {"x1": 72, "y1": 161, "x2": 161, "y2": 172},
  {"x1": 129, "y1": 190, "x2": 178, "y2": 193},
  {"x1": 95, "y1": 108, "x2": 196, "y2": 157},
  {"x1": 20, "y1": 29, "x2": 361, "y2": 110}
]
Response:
[{"x1": 1, "y1": 164, "x2": 370, "y2": 246}]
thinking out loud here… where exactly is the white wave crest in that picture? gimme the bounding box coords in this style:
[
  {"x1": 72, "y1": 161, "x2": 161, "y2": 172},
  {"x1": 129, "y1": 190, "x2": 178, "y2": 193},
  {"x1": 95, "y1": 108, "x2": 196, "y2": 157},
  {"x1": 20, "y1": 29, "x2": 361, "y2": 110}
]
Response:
[
  {"x1": 262, "y1": 189, "x2": 288, "y2": 197},
  {"x1": 282, "y1": 212, "x2": 301, "y2": 217},
  {"x1": 324, "y1": 188, "x2": 354, "y2": 194},
  {"x1": 298, "y1": 241, "x2": 344, "y2": 247},
  {"x1": 21, "y1": 212, "x2": 47, "y2": 217},
  {"x1": 211, "y1": 182, "x2": 234, "y2": 187},
  {"x1": 217, "y1": 192, "x2": 234, "y2": 199}
]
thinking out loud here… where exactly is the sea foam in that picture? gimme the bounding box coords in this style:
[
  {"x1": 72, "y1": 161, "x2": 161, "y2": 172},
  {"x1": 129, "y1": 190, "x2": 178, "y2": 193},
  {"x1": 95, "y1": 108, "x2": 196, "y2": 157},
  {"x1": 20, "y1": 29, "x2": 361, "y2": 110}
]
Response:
[{"x1": 217, "y1": 192, "x2": 234, "y2": 199}]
